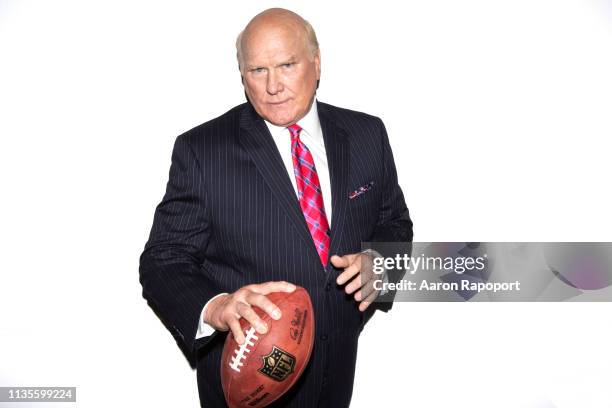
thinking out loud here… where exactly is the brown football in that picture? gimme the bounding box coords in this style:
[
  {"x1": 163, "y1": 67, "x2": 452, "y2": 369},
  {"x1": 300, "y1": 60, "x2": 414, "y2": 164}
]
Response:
[{"x1": 220, "y1": 287, "x2": 315, "y2": 408}]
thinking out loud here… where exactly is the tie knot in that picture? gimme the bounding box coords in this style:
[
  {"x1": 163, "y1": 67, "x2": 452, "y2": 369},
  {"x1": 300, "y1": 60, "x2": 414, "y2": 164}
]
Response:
[{"x1": 287, "y1": 124, "x2": 302, "y2": 140}]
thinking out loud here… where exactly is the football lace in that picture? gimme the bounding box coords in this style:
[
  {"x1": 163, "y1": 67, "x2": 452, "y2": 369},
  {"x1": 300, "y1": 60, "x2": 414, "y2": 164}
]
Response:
[{"x1": 229, "y1": 326, "x2": 259, "y2": 372}]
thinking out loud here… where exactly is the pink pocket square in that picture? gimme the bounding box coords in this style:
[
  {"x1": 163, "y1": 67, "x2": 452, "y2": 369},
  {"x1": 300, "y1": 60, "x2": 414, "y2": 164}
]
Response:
[{"x1": 349, "y1": 181, "x2": 374, "y2": 199}]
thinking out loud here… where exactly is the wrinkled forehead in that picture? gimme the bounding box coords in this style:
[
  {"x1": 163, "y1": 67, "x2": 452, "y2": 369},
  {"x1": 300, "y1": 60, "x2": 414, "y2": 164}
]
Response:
[{"x1": 242, "y1": 21, "x2": 309, "y2": 61}]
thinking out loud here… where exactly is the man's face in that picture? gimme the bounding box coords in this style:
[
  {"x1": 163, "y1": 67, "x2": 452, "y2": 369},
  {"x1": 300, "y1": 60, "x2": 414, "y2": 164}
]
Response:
[{"x1": 241, "y1": 24, "x2": 320, "y2": 127}]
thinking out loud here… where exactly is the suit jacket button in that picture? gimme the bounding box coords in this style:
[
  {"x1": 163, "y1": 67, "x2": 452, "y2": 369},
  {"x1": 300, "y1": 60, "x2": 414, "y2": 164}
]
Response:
[
  {"x1": 320, "y1": 334, "x2": 328, "y2": 341},
  {"x1": 325, "y1": 283, "x2": 331, "y2": 291}
]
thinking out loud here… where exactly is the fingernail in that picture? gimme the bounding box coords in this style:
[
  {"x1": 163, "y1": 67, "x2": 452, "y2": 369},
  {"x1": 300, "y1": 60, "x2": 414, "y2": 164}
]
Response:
[
  {"x1": 259, "y1": 323, "x2": 268, "y2": 333},
  {"x1": 272, "y1": 309, "x2": 281, "y2": 319},
  {"x1": 287, "y1": 283, "x2": 296, "y2": 291}
]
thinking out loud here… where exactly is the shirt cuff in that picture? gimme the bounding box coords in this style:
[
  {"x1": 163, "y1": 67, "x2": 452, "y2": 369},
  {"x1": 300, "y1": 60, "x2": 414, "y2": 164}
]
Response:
[{"x1": 196, "y1": 293, "x2": 228, "y2": 340}]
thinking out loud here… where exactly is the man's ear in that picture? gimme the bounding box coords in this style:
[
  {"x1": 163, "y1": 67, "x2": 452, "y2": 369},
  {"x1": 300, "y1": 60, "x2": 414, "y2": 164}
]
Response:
[
  {"x1": 314, "y1": 50, "x2": 321, "y2": 90},
  {"x1": 314, "y1": 49, "x2": 321, "y2": 80}
]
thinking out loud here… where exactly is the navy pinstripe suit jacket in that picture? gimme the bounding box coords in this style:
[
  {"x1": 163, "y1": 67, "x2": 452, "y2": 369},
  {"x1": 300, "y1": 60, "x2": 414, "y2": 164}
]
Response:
[{"x1": 139, "y1": 100, "x2": 412, "y2": 407}]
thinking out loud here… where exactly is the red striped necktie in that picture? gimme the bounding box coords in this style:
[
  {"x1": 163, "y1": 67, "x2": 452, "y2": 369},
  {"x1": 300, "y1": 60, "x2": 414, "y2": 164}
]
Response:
[{"x1": 288, "y1": 124, "x2": 331, "y2": 267}]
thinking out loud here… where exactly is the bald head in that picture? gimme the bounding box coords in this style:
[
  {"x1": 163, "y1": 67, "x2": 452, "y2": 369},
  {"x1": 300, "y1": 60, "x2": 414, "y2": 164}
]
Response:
[{"x1": 236, "y1": 8, "x2": 319, "y2": 74}]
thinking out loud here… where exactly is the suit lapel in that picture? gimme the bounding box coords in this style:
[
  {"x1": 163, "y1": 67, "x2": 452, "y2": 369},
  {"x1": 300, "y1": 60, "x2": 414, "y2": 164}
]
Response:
[
  {"x1": 238, "y1": 104, "x2": 318, "y2": 259},
  {"x1": 318, "y1": 102, "x2": 350, "y2": 262}
]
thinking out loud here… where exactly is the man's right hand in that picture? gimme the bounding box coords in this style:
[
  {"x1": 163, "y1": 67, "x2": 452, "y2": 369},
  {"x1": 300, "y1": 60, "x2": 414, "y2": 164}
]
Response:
[{"x1": 203, "y1": 281, "x2": 296, "y2": 344}]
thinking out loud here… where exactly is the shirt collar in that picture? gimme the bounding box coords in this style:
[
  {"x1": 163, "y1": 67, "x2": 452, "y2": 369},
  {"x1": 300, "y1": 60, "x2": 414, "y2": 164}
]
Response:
[{"x1": 263, "y1": 99, "x2": 322, "y2": 141}]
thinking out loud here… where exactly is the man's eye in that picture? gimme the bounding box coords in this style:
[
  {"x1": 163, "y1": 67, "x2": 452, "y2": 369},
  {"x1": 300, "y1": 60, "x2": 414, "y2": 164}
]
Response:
[
  {"x1": 282, "y1": 63, "x2": 294, "y2": 68},
  {"x1": 252, "y1": 68, "x2": 265, "y2": 74}
]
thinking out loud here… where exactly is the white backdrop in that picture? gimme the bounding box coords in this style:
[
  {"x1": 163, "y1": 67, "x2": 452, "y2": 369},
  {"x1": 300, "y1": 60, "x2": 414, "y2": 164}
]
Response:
[{"x1": 1, "y1": 0, "x2": 612, "y2": 407}]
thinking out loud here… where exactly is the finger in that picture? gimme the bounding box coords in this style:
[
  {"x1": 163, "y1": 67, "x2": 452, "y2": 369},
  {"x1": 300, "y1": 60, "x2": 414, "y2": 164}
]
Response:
[
  {"x1": 359, "y1": 287, "x2": 379, "y2": 312},
  {"x1": 251, "y1": 281, "x2": 296, "y2": 295},
  {"x1": 345, "y1": 273, "x2": 362, "y2": 295},
  {"x1": 236, "y1": 302, "x2": 268, "y2": 334},
  {"x1": 228, "y1": 317, "x2": 245, "y2": 344},
  {"x1": 331, "y1": 253, "x2": 359, "y2": 269},
  {"x1": 246, "y1": 293, "x2": 282, "y2": 320},
  {"x1": 336, "y1": 256, "x2": 362, "y2": 285},
  {"x1": 358, "y1": 300, "x2": 372, "y2": 312},
  {"x1": 358, "y1": 276, "x2": 377, "y2": 301},
  {"x1": 330, "y1": 254, "x2": 350, "y2": 268}
]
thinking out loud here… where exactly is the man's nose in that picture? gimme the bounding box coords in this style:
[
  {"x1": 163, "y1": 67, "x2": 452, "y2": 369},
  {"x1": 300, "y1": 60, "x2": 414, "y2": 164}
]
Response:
[{"x1": 266, "y1": 71, "x2": 283, "y2": 95}]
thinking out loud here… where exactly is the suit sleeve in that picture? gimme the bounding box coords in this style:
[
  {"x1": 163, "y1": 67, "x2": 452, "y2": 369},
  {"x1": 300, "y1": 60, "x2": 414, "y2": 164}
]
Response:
[
  {"x1": 139, "y1": 134, "x2": 221, "y2": 366},
  {"x1": 371, "y1": 117, "x2": 413, "y2": 244},
  {"x1": 364, "y1": 118, "x2": 413, "y2": 318}
]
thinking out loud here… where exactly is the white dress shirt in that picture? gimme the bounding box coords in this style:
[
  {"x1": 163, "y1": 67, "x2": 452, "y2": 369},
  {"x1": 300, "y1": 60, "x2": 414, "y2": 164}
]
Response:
[{"x1": 196, "y1": 100, "x2": 332, "y2": 339}]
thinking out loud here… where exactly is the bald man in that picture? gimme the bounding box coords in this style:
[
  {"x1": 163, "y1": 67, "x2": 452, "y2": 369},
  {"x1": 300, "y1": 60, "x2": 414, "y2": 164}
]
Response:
[{"x1": 140, "y1": 8, "x2": 412, "y2": 407}]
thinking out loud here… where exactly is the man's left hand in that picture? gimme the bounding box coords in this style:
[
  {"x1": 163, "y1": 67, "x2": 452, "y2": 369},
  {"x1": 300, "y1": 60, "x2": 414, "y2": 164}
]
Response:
[{"x1": 331, "y1": 253, "x2": 379, "y2": 312}]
